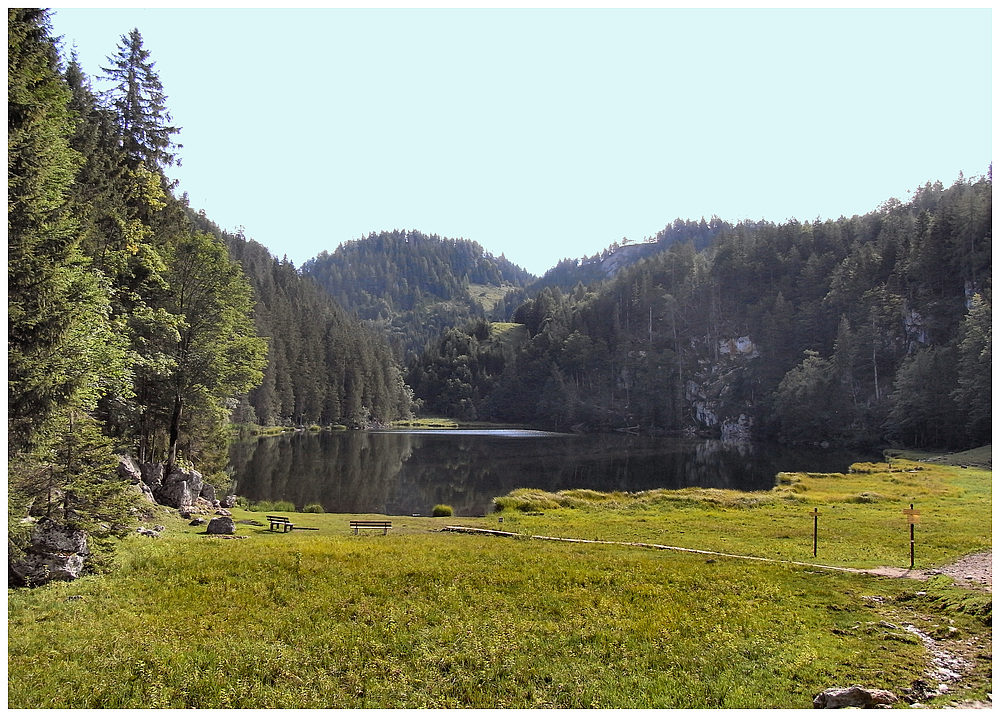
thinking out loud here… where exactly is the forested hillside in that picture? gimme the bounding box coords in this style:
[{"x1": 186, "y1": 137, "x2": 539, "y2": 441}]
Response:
[
  {"x1": 8, "y1": 10, "x2": 410, "y2": 543},
  {"x1": 410, "y1": 176, "x2": 991, "y2": 450},
  {"x1": 210, "y1": 224, "x2": 412, "y2": 429},
  {"x1": 302, "y1": 230, "x2": 533, "y2": 358}
]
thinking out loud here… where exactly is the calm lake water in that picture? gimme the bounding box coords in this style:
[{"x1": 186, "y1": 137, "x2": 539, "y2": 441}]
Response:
[{"x1": 227, "y1": 429, "x2": 874, "y2": 517}]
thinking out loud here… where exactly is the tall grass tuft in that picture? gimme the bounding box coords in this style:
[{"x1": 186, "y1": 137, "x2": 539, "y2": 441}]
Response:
[{"x1": 241, "y1": 499, "x2": 296, "y2": 513}]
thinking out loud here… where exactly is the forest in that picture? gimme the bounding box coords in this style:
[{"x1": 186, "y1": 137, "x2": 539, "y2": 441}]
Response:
[
  {"x1": 7, "y1": 8, "x2": 991, "y2": 556},
  {"x1": 408, "y1": 177, "x2": 991, "y2": 450},
  {"x1": 8, "y1": 10, "x2": 411, "y2": 546}
]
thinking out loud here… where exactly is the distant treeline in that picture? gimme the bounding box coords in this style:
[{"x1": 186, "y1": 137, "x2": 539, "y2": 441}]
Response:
[
  {"x1": 409, "y1": 176, "x2": 991, "y2": 450},
  {"x1": 302, "y1": 230, "x2": 534, "y2": 358}
]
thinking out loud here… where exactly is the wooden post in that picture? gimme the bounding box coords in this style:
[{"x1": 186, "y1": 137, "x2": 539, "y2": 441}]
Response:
[
  {"x1": 902, "y1": 504, "x2": 920, "y2": 569},
  {"x1": 809, "y1": 508, "x2": 819, "y2": 557}
]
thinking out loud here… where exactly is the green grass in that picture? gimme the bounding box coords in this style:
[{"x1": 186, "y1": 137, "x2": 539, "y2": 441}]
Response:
[
  {"x1": 7, "y1": 459, "x2": 991, "y2": 708},
  {"x1": 467, "y1": 283, "x2": 519, "y2": 312},
  {"x1": 490, "y1": 460, "x2": 991, "y2": 570}
]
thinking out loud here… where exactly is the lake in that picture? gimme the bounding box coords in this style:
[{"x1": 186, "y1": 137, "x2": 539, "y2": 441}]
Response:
[{"x1": 227, "y1": 429, "x2": 875, "y2": 517}]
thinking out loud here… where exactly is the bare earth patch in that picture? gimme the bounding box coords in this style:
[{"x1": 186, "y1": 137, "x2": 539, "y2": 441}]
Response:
[{"x1": 863, "y1": 551, "x2": 992, "y2": 591}]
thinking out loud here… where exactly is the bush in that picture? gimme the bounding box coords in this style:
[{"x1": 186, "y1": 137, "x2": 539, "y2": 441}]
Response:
[
  {"x1": 432, "y1": 504, "x2": 453, "y2": 517},
  {"x1": 243, "y1": 499, "x2": 296, "y2": 513},
  {"x1": 302, "y1": 503, "x2": 325, "y2": 513}
]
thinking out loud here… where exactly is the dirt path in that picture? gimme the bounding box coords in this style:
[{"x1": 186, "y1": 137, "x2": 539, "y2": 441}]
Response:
[{"x1": 863, "y1": 551, "x2": 992, "y2": 591}]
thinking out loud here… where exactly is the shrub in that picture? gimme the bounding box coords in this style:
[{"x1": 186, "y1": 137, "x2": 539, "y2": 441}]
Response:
[
  {"x1": 302, "y1": 503, "x2": 325, "y2": 513},
  {"x1": 244, "y1": 499, "x2": 296, "y2": 513},
  {"x1": 432, "y1": 504, "x2": 453, "y2": 517}
]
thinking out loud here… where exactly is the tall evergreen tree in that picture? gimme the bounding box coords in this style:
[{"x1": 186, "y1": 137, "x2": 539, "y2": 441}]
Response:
[{"x1": 100, "y1": 28, "x2": 180, "y2": 170}]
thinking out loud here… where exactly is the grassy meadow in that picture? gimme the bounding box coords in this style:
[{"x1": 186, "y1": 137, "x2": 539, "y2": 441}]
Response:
[{"x1": 8, "y1": 458, "x2": 992, "y2": 708}]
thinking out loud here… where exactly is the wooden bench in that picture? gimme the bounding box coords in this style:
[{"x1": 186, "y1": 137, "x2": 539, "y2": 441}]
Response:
[
  {"x1": 267, "y1": 515, "x2": 294, "y2": 532},
  {"x1": 350, "y1": 519, "x2": 392, "y2": 535}
]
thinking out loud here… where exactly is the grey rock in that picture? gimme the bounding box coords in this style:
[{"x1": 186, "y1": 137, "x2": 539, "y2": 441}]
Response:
[
  {"x1": 153, "y1": 466, "x2": 204, "y2": 509},
  {"x1": 814, "y1": 685, "x2": 899, "y2": 709},
  {"x1": 10, "y1": 551, "x2": 85, "y2": 585},
  {"x1": 139, "y1": 462, "x2": 164, "y2": 491},
  {"x1": 117, "y1": 455, "x2": 142, "y2": 483},
  {"x1": 9, "y1": 519, "x2": 89, "y2": 586},
  {"x1": 189, "y1": 518, "x2": 207, "y2": 526},
  {"x1": 155, "y1": 479, "x2": 198, "y2": 508},
  {"x1": 136, "y1": 527, "x2": 161, "y2": 538},
  {"x1": 31, "y1": 518, "x2": 88, "y2": 555},
  {"x1": 206, "y1": 516, "x2": 236, "y2": 535},
  {"x1": 200, "y1": 482, "x2": 216, "y2": 503},
  {"x1": 220, "y1": 495, "x2": 237, "y2": 509},
  {"x1": 129, "y1": 480, "x2": 156, "y2": 504}
]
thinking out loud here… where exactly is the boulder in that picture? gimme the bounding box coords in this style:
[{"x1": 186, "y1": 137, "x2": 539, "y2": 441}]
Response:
[
  {"x1": 220, "y1": 495, "x2": 237, "y2": 509},
  {"x1": 9, "y1": 519, "x2": 89, "y2": 586},
  {"x1": 10, "y1": 551, "x2": 85, "y2": 585},
  {"x1": 189, "y1": 518, "x2": 207, "y2": 526},
  {"x1": 31, "y1": 518, "x2": 88, "y2": 555},
  {"x1": 139, "y1": 462, "x2": 165, "y2": 492},
  {"x1": 200, "y1": 482, "x2": 217, "y2": 503},
  {"x1": 814, "y1": 685, "x2": 899, "y2": 709},
  {"x1": 129, "y1": 480, "x2": 156, "y2": 504},
  {"x1": 156, "y1": 479, "x2": 199, "y2": 509},
  {"x1": 117, "y1": 455, "x2": 142, "y2": 483},
  {"x1": 154, "y1": 466, "x2": 204, "y2": 509},
  {"x1": 136, "y1": 527, "x2": 161, "y2": 538},
  {"x1": 206, "y1": 516, "x2": 236, "y2": 535}
]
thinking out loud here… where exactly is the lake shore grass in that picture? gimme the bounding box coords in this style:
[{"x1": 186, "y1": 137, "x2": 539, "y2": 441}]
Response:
[{"x1": 8, "y1": 459, "x2": 991, "y2": 708}]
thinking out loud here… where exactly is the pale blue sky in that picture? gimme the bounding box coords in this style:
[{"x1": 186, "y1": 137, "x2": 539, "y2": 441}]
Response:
[{"x1": 50, "y1": 8, "x2": 991, "y2": 276}]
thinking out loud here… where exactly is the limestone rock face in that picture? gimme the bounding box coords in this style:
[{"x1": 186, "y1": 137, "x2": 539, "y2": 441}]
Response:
[
  {"x1": 813, "y1": 685, "x2": 899, "y2": 709},
  {"x1": 206, "y1": 516, "x2": 236, "y2": 535},
  {"x1": 140, "y1": 462, "x2": 164, "y2": 492},
  {"x1": 154, "y1": 466, "x2": 204, "y2": 509},
  {"x1": 118, "y1": 456, "x2": 156, "y2": 503}
]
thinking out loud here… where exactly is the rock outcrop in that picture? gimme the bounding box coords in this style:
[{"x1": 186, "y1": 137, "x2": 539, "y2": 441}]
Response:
[
  {"x1": 9, "y1": 519, "x2": 89, "y2": 586},
  {"x1": 12, "y1": 457, "x2": 227, "y2": 587}
]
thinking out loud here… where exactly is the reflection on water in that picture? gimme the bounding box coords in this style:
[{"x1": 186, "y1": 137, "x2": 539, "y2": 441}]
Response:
[{"x1": 228, "y1": 430, "x2": 873, "y2": 517}]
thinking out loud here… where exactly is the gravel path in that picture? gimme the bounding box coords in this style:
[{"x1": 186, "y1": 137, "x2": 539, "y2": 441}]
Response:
[{"x1": 863, "y1": 552, "x2": 992, "y2": 591}]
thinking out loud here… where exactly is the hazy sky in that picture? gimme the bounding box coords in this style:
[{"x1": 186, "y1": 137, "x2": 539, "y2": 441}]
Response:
[{"x1": 50, "y1": 8, "x2": 992, "y2": 277}]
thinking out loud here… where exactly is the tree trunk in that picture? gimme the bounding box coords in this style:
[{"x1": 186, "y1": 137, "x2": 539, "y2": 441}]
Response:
[{"x1": 167, "y1": 394, "x2": 183, "y2": 470}]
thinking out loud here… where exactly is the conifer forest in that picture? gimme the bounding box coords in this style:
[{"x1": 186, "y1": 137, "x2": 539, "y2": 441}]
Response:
[{"x1": 8, "y1": 10, "x2": 991, "y2": 545}]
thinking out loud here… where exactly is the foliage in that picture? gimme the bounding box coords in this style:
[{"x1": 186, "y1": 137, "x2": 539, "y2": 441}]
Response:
[
  {"x1": 216, "y1": 227, "x2": 413, "y2": 428},
  {"x1": 409, "y1": 175, "x2": 991, "y2": 450},
  {"x1": 239, "y1": 499, "x2": 297, "y2": 513},
  {"x1": 100, "y1": 28, "x2": 180, "y2": 169},
  {"x1": 302, "y1": 503, "x2": 325, "y2": 513},
  {"x1": 431, "y1": 504, "x2": 453, "y2": 517},
  {"x1": 302, "y1": 230, "x2": 533, "y2": 359},
  {"x1": 7, "y1": 12, "x2": 416, "y2": 571}
]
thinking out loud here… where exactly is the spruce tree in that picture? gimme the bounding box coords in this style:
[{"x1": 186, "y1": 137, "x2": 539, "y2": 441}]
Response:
[{"x1": 101, "y1": 28, "x2": 180, "y2": 170}]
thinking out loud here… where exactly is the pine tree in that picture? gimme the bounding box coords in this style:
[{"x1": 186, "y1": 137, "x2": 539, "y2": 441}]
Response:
[
  {"x1": 8, "y1": 8, "x2": 99, "y2": 452},
  {"x1": 100, "y1": 28, "x2": 180, "y2": 170}
]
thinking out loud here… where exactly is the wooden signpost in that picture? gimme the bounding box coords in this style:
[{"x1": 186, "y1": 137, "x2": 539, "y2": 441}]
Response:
[
  {"x1": 808, "y1": 508, "x2": 819, "y2": 557},
  {"x1": 902, "y1": 504, "x2": 920, "y2": 569}
]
